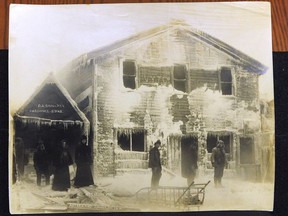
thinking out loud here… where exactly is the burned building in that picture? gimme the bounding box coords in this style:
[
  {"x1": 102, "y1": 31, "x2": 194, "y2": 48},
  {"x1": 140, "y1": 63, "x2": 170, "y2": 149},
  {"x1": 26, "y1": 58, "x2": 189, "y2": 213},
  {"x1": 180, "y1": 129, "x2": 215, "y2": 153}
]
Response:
[{"x1": 40, "y1": 21, "x2": 271, "y2": 179}]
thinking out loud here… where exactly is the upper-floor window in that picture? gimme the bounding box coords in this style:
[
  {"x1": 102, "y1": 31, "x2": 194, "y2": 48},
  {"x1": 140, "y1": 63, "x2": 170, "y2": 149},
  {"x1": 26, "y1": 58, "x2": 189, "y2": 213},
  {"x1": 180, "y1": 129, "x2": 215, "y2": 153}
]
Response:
[
  {"x1": 123, "y1": 60, "x2": 136, "y2": 89},
  {"x1": 220, "y1": 68, "x2": 232, "y2": 95},
  {"x1": 173, "y1": 65, "x2": 187, "y2": 92}
]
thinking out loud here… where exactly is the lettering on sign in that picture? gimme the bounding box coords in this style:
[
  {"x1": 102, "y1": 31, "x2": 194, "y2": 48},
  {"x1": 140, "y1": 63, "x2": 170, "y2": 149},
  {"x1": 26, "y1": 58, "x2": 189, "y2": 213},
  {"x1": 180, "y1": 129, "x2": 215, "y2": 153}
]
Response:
[{"x1": 29, "y1": 104, "x2": 65, "y2": 114}]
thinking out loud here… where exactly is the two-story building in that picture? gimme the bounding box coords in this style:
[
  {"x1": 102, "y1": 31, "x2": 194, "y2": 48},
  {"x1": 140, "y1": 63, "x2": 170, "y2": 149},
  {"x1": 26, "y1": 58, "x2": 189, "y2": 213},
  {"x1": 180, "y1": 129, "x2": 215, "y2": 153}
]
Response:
[{"x1": 14, "y1": 21, "x2": 272, "y2": 180}]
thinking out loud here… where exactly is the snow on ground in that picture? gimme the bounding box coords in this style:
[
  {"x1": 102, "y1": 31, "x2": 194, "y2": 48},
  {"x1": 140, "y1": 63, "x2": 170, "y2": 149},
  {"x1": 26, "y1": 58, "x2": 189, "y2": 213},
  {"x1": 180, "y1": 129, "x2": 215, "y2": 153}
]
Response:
[
  {"x1": 105, "y1": 170, "x2": 274, "y2": 211},
  {"x1": 10, "y1": 170, "x2": 274, "y2": 213}
]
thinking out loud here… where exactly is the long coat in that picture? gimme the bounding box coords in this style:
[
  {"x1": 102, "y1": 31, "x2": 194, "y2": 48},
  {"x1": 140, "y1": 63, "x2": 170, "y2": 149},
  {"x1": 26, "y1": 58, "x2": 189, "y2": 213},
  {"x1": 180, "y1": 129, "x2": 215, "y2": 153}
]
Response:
[
  {"x1": 52, "y1": 147, "x2": 73, "y2": 191},
  {"x1": 211, "y1": 147, "x2": 227, "y2": 167},
  {"x1": 181, "y1": 143, "x2": 198, "y2": 178},
  {"x1": 33, "y1": 149, "x2": 50, "y2": 173},
  {"x1": 74, "y1": 144, "x2": 94, "y2": 187},
  {"x1": 148, "y1": 147, "x2": 161, "y2": 169}
]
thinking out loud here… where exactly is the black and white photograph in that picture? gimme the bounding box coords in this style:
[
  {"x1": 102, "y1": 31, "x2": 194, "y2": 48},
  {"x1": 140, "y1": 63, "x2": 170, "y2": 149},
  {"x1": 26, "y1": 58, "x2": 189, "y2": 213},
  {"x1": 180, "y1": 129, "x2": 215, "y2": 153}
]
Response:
[{"x1": 9, "y1": 2, "x2": 274, "y2": 213}]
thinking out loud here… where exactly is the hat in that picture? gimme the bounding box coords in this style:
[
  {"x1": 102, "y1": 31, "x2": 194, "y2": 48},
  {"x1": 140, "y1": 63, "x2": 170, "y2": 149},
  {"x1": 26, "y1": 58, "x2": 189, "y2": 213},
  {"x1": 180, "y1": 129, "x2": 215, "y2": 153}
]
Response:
[
  {"x1": 217, "y1": 140, "x2": 224, "y2": 146},
  {"x1": 154, "y1": 140, "x2": 161, "y2": 145}
]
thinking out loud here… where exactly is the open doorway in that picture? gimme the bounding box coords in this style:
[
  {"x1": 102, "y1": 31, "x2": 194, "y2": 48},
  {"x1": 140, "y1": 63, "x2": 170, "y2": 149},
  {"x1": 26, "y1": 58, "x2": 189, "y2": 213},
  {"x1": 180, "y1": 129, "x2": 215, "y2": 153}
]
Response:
[
  {"x1": 14, "y1": 121, "x2": 84, "y2": 161},
  {"x1": 240, "y1": 137, "x2": 255, "y2": 164}
]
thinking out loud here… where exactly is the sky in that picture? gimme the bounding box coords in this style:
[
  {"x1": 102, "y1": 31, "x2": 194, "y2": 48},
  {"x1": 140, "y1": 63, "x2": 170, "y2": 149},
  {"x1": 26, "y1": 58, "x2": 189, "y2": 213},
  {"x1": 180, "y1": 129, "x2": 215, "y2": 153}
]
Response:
[{"x1": 9, "y1": 2, "x2": 273, "y2": 112}]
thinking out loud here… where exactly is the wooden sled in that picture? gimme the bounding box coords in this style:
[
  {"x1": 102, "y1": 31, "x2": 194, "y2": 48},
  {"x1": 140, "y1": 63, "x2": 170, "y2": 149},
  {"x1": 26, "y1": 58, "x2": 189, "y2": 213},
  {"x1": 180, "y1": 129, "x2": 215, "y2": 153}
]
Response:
[{"x1": 135, "y1": 180, "x2": 210, "y2": 210}]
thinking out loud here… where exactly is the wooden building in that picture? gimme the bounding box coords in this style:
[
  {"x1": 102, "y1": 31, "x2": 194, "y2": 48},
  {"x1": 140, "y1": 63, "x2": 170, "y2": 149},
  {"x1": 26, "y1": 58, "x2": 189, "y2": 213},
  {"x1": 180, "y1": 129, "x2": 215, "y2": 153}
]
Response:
[
  {"x1": 13, "y1": 74, "x2": 89, "y2": 160},
  {"x1": 53, "y1": 20, "x2": 271, "y2": 179}
]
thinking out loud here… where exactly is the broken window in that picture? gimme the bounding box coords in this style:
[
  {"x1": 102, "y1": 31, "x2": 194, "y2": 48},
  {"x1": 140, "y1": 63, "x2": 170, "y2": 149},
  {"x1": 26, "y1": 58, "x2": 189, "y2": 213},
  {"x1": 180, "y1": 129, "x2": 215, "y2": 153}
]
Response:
[
  {"x1": 173, "y1": 65, "x2": 187, "y2": 92},
  {"x1": 123, "y1": 60, "x2": 136, "y2": 89},
  {"x1": 240, "y1": 137, "x2": 255, "y2": 164},
  {"x1": 207, "y1": 132, "x2": 231, "y2": 156},
  {"x1": 220, "y1": 68, "x2": 232, "y2": 95},
  {"x1": 117, "y1": 129, "x2": 145, "y2": 152}
]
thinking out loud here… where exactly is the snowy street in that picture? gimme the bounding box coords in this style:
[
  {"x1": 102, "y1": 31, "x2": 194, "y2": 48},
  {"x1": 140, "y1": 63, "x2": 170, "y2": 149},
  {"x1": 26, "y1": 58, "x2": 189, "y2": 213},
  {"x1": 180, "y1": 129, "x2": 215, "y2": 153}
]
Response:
[{"x1": 10, "y1": 169, "x2": 274, "y2": 213}]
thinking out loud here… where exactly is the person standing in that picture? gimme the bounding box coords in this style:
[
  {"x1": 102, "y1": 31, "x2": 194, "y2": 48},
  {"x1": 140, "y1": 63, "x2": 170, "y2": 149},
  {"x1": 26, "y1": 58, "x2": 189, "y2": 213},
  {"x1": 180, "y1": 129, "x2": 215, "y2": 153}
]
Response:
[
  {"x1": 74, "y1": 135, "x2": 94, "y2": 188},
  {"x1": 52, "y1": 139, "x2": 73, "y2": 191},
  {"x1": 211, "y1": 140, "x2": 227, "y2": 187},
  {"x1": 14, "y1": 137, "x2": 25, "y2": 181},
  {"x1": 148, "y1": 140, "x2": 162, "y2": 188},
  {"x1": 33, "y1": 140, "x2": 51, "y2": 186},
  {"x1": 181, "y1": 141, "x2": 198, "y2": 186}
]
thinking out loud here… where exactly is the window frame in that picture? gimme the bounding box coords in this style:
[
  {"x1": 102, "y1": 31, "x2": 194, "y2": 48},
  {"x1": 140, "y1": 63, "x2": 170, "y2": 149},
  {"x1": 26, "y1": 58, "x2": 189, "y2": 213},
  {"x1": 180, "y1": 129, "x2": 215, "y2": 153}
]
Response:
[
  {"x1": 121, "y1": 59, "x2": 138, "y2": 90},
  {"x1": 218, "y1": 67, "x2": 234, "y2": 96},
  {"x1": 115, "y1": 128, "x2": 147, "y2": 152},
  {"x1": 172, "y1": 64, "x2": 189, "y2": 93}
]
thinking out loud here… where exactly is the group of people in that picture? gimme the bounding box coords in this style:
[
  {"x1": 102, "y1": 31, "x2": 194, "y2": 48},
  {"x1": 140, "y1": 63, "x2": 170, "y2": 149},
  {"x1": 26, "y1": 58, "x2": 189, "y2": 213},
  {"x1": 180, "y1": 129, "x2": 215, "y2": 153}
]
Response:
[
  {"x1": 14, "y1": 135, "x2": 95, "y2": 191},
  {"x1": 15, "y1": 135, "x2": 227, "y2": 190},
  {"x1": 148, "y1": 139, "x2": 228, "y2": 188}
]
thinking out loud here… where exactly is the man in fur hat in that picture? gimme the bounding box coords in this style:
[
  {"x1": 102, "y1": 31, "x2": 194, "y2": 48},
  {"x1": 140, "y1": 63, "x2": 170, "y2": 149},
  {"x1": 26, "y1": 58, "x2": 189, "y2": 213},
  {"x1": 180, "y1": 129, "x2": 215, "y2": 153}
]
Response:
[
  {"x1": 211, "y1": 140, "x2": 227, "y2": 187},
  {"x1": 148, "y1": 140, "x2": 162, "y2": 188}
]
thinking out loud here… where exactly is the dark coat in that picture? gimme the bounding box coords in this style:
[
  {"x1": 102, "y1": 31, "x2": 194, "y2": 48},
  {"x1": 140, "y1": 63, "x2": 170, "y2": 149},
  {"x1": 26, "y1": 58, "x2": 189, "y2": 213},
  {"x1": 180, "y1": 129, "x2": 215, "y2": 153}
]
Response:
[
  {"x1": 149, "y1": 147, "x2": 161, "y2": 169},
  {"x1": 33, "y1": 149, "x2": 50, "y2": 172},
  {"x1": 15, "y1": 138, "x2": 26, "y2": 177},
  {"x1": 52, "y1": 147, "x2": 73, "y2": 191},
  {"x1": 211, "y1": 146, "x2": 227, "y2": 167},
  {"x1": 181, "y1": 143, "x2": 198, "y2": 178},
  {"x1": 74, "y1": 144, "x2": 94, "y2": 187}
]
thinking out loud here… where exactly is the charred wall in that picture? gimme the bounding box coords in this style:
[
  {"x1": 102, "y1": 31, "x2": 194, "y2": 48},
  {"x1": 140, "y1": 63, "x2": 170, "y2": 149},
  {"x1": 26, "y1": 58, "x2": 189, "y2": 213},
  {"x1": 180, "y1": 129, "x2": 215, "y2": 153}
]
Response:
[{"x1": 59, "y1": 26, "x2": 264, "y2": 176}]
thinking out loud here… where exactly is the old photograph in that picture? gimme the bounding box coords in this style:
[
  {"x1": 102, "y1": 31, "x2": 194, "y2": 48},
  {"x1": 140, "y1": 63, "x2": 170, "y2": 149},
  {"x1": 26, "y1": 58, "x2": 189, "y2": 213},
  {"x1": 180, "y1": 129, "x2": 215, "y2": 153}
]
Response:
[{"x1": 9, "y1": 2, "x2": 274, "y2": 213}]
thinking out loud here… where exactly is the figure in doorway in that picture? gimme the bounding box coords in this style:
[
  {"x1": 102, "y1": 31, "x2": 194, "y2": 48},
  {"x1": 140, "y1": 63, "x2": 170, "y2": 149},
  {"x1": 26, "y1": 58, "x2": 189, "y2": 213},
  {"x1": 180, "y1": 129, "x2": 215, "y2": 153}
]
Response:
[
  {"x1": 74, "y1": 135, "x2": 94, "y2": 188},
  {"x1": 148, "y1": 140, "x2": 162, "y2": 189},
  {"x1": 14, "y1": 137, "x2": 26, "y2": 181},
  {"x1": 52, "y1": 139, "x2": 73, "y2": 191},
  {"x1": 182, "y1": 141, "x2": 198, "y2": 186},
  {"x1": 33, "y1": 139, "x2": 51, "y2": 186},
  {"x1": 211, "y1": 140, "x2": 227, "y2": 187}
]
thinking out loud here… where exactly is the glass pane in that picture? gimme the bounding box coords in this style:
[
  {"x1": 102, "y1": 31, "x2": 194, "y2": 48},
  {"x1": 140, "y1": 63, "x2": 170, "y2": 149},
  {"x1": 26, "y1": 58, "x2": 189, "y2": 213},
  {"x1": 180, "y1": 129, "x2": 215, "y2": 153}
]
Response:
[
  {"x1": 123, "y1": 61, "x2": 136, "y2": 75},
  {"x1": 221, "y1": 83, "x2": 232, "y2": 95},
  {"x1": 123, "y1": 76, "x2": 136, "y2": 89},
  {"x1": 173, "y1": 65, "x2": 186, "y2": 79},
  {"x1": 220, "y1": 69, "x2": 232, "y2": 82},
  {"x1": 174, "y1": 80, "x2": 186, "y2": 92}
]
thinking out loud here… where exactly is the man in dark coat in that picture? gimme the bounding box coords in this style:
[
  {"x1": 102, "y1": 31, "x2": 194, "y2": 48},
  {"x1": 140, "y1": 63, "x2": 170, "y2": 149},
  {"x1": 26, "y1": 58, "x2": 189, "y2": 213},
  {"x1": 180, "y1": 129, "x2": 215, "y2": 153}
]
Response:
[
  {"x1": 74, "y1": 135, "x2": 94, "y2": 188},
  {"x1": 211, "y1": 140, "x2": 227, "y2": 187},
  {"x1": 181, "y1": 141, "x2": 198, "y2": 186},
  {"x1": 15, "y1": 137, "x2": 25, "y2": 181},
  {"x1": 148, "y1": 140, "x2": 162, "y2": 188},
  {"x1": 33, "y1": 140, "x2": 51, "y2": 186},
  {"x1": 52, "y1": 139, "x2": 73, "y2": 191}
]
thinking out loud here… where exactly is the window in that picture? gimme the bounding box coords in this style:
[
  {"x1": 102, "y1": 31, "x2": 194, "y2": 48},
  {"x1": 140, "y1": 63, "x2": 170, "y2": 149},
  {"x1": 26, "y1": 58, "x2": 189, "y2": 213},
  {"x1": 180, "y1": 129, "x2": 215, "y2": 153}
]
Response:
[
  {"x1": 207, "y1": 133, "x2": 231, "y2": 154},
  {"x1": 117, "y1": 130, "x2": 145, "y2": 152},
  {"x1": 123, "y1": 61, "x2": 136, "y2": 89},
  {"x1": 220, "y1": 68, "x2": 232, "y2": 95},
  {"x1": 173, "y1": 65, "x2": 187, "y2": 92}
]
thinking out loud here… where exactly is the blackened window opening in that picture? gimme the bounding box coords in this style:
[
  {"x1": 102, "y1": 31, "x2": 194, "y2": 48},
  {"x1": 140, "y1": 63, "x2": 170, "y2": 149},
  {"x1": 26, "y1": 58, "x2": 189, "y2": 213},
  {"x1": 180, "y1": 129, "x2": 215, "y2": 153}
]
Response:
[
  {"x1": 173, "y1": 65, "x2": 187, "y2": 92},
  {"x1": 117, "y1": 130, "x2": 145, "y2": 151},
  {"x1": 207, "y1": 133, "x2": 231, "y2": 154},
  {"x1": 123, "y1": 61, "x2": 136, "y2": 89},
  {"x1": 220, "y1": 68, "x2": 232, "y2": 95}
]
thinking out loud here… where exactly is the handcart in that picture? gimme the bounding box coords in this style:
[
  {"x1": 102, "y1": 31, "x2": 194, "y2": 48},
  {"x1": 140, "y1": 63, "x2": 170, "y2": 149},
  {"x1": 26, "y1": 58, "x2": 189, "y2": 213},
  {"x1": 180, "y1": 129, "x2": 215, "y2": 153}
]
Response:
[{"x1": 135, "y1": 180, "x2": 210, "y2": 210}]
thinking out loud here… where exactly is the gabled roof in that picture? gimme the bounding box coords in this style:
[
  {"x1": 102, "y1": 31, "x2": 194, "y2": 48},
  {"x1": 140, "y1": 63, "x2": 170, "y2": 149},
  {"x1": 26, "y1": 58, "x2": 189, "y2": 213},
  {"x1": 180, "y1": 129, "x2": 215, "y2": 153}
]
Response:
[
  {"x1": 14, "y1": 73, "x2": 89, "y2": 126},
  {"x1": 70, "y1": 20, "x2": 267, "y2": 74}
]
